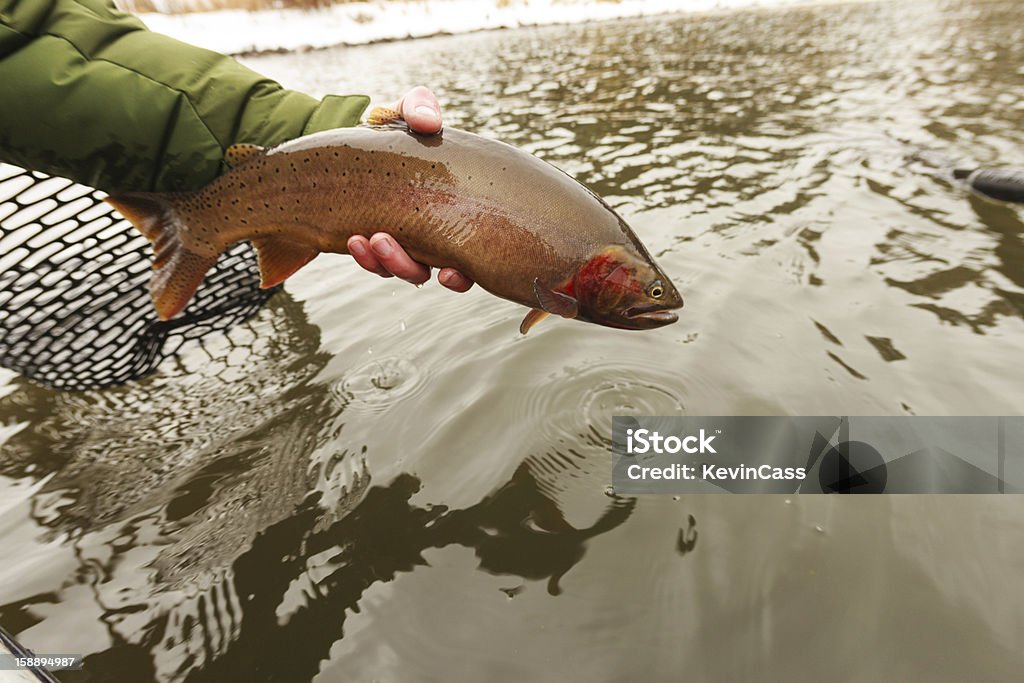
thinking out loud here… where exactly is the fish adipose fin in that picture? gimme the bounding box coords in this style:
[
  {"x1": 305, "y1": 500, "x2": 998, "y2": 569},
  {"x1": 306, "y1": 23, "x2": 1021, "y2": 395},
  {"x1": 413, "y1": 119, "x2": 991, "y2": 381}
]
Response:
[
  {"x1": 532, "y1": 278, "x2": 578, "y2": 318},
  {"x1": 366, "y1": 106, "x2": 404, "y2": 127},
  {"x1": 225, "y1": 143, "x2": 267, "y2": 169},
  {"x1": 519, "y1": 308, "x2": 549, "y2": 335},
  {"x1": 106, "y1": 192, "x2": 219, "y2": 321},
  {"x1": 252, "y1": 237, "x2": 320, "y2": 288}
]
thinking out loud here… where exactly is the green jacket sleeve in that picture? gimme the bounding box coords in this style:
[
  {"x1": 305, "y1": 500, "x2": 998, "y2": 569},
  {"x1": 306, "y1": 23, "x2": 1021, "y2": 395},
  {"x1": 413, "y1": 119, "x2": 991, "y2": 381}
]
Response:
[{"x1": 0, "y1": 0, "x2": 369, "y2": 192}]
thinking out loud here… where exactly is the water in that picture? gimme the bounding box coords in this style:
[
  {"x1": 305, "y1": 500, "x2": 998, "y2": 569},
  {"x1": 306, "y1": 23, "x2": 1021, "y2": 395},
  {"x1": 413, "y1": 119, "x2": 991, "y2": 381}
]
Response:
[{"x1": 2, "y1": 0, "x2": 1024, "y2": 680}]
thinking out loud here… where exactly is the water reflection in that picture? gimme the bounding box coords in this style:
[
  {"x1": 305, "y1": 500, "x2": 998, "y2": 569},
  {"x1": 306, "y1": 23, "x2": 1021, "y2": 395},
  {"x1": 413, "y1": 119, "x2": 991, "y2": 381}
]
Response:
[{"x1": 0, "y1": 292, "x2": 639, "y2": 682}]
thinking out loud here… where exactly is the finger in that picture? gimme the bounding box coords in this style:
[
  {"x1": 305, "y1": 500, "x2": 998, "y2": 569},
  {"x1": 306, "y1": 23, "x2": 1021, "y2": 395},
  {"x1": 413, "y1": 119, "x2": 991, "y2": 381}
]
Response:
[
  {"x1": 438, "y1": 268, "x2": 474, "y2": 293},
  {"x1": 347, "y1": 235, "x2": 393, "y2": 277},
  {"x1": 395, "y1": 85, "x2": 442, "y2": 135},
  {"x1": 369, "y1": 233, "x2": 431, "y2": 285}
]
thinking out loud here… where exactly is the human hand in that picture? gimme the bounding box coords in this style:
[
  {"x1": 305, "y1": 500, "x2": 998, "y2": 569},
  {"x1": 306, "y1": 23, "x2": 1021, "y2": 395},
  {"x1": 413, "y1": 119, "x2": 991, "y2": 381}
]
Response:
[{"x1": 346, "y1": 86, "x2": 473, "y2": 293}]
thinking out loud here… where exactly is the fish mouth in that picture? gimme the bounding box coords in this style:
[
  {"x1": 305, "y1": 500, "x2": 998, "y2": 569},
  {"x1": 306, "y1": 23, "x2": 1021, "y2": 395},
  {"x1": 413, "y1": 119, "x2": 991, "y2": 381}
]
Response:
[{"x1": 624, "y1": 304, "x2": 680, "y2": 325}]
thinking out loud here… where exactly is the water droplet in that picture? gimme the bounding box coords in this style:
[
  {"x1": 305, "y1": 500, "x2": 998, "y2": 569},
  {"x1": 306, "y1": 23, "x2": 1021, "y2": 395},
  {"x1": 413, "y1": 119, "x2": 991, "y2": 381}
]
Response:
[
  {"x1": 500, "y1": 586, "x2": 524, "y2": 599},
  {"x1": 330, "y1": 357, "x2": 422, "y2": 414},
  {"x1": 814, "y1": 525, "x2": 825, "y2": 534},
  {"x1": 603, "y1": 485, "x2": 616, "y2": 497},
  {"x1": 784, "y1": 498, "x2": 792, "y2": 505},
  {"x1": 415, "y1": 283, "x2": 424, "y2": 289},
  {"x1": 399, "y1": 319, "x2": 407, "y2": 332}
]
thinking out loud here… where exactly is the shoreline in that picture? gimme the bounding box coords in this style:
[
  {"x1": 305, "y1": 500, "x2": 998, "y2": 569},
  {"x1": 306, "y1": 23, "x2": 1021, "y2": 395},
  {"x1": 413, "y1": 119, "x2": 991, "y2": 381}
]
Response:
[{"x1": 138, "y1": 0, "x2": 856, "y2": 56}]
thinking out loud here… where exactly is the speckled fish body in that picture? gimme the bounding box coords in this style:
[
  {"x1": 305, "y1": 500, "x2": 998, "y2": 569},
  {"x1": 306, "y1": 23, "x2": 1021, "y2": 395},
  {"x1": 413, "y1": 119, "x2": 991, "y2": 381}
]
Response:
[{"x1": 107, "y1": 117, "x2": 683, "y2": 332}]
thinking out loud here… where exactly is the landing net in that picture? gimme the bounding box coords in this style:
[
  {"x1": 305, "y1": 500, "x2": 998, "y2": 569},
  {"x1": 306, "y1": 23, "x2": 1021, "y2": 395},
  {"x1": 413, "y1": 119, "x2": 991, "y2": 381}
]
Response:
[{"x1": 0, "y1": 165, "x2": 276, "y2": 390}]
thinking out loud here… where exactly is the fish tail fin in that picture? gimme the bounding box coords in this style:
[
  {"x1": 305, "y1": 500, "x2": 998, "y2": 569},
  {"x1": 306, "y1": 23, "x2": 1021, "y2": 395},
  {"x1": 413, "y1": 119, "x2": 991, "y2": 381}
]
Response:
[{"x1": 106, "y1": 192, "x2": 220, "y2": 321}]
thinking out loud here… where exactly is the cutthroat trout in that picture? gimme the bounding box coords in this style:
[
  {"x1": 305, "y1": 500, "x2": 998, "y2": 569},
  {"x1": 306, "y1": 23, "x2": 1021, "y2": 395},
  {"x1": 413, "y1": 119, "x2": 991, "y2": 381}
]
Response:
[{"x1": 107, "y1": 107, "x2": 682, "y2": 334}]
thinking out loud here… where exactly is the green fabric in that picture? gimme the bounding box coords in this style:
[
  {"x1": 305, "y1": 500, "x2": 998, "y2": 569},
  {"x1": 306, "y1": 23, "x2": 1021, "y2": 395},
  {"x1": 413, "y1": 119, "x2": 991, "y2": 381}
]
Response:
[{"x1": 0, "y1": 0, "x2": 369, "y2": 192}]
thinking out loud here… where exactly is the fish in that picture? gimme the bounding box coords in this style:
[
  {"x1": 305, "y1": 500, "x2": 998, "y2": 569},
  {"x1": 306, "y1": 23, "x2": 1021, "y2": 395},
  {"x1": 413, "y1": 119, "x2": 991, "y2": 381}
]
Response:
[{"x1": 106, "y1": 107, "x2": 683, "y2": 334}]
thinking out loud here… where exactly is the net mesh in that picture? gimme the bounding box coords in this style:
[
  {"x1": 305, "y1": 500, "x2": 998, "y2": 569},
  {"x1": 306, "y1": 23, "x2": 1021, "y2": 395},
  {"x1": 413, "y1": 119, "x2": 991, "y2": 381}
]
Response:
[{"x1": 0, "y1": 164, "x2": 277, "y2": 390}]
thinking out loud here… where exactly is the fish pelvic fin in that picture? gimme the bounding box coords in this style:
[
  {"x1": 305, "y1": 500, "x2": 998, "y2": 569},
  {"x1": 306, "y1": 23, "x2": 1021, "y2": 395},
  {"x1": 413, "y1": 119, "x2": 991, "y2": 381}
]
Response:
[
  {"x1": 106, "y1": 192, "x2": 219, "y2": 321},
  {"x1": 251, "y1": 237, "x2": 320, "y2": 289},
  {"x1": 532, "y1": 278, "x2": 579, "y2": 319},
  {"x1": 519, "y1": 308, "x2": 549, "y2": 335}
]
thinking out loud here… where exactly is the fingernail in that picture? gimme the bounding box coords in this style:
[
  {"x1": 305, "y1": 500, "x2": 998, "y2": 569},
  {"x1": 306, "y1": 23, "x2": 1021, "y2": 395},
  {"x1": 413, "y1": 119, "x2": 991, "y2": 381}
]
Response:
[
  {"x1": 439, "y1": 270, "x2": 453, "y2": 285},
  {"x1": 415, "y1": 104, "x2": 440, "y2": 122},
  {"x1": 350, "y1": 240, "x2": 366, "y2": 257},
  {"x1": 371, "y1": 236, "x2": 393, "y2": 257}
]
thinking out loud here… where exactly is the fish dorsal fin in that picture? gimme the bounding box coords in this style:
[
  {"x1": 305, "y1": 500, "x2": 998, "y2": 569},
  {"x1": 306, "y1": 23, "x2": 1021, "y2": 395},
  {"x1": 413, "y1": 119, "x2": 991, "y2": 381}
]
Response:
[
  {"x1": 532, "y1": 278, "x2": 578, "y2": 319},
  {"x1": 366, "y1": 106, "x2": 404, "y2": 127},
  {"x1": 225, "y1": 143, "x2": 267, "y2": 168},
  {"x1": 519, "y1": 308, "x2": 549, "y2": 335},
  {"x1": 251, "y1": 237, "x2": 319, "y2": 288}
]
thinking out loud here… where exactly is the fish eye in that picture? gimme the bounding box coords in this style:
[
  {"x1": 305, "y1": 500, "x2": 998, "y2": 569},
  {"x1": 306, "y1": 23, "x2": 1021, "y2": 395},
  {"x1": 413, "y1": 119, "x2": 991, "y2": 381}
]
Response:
[{"x1": 648, "y1": 282, "x2": 664, "y2": 299}]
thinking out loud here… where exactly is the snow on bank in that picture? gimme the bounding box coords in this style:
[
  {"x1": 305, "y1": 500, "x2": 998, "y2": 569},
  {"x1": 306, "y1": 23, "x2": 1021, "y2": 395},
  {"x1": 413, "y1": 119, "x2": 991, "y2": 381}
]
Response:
[{"x1": 140, "y1": 0, "x2": 828, "y2": 55}]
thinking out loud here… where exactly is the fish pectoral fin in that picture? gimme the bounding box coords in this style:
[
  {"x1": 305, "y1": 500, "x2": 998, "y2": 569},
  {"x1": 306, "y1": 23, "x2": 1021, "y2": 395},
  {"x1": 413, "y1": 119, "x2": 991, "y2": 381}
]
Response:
[
  {"x1": 519, "y1": 308, "x2": 549, "y2": 335},
  {"x1": 225, "y1": 143, "x2": 267, "y2": 168},
  {"x1": 533, "y1": 278, "x2": 579, "y2": 319},
  {"x1": 252, "y1": 237, "x2": 320, "y2": 288},
  {"x1": 366, "y1": 106, "x2": 404, "y2": 127}
]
